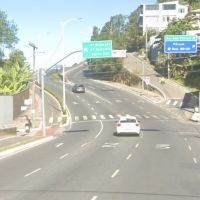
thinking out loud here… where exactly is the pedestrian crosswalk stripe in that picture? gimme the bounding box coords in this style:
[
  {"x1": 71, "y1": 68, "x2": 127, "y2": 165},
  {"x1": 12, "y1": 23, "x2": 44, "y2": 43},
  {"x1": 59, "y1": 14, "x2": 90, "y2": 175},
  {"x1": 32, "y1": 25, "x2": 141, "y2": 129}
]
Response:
[
  {"x1": 166, "y1": 100, "x2": 171, "y2": 105},
  {"x1": 160, "y1": 115, "x2": 169, "y2": 119},
  {"x1": 135, "y1": 114, "x2": 142, "y2": 119},
  {"x1": 92, "y1": 115, "x2": 96, "y2": 120},
  {"x1": 100, "y1": 115, "x2": 105, "y2": 119},
  {"x1": 173, "y1": 100, "x2": 178, "y2": 106},
  {"x1": 75, "y1": 116, "x2": 79, "y2": 121},
  {"x1": 57, "y1": 117, "x2": 62, "y2": 123},
  {"x1": 72, "y1": 114, "x2": 172, "y2": 122},
  {"x1": 109, "y1": 114, "x2": 114, "y2": 119},
  {"x1": 115, "y1": 99, "x2": 122, "y2": 103},
  {"x1": 83, "y1": 116, "x2": 88, "y2": 120},
  {"x1": 152, "y1": 115, "x2": 159, "y2": 119}
]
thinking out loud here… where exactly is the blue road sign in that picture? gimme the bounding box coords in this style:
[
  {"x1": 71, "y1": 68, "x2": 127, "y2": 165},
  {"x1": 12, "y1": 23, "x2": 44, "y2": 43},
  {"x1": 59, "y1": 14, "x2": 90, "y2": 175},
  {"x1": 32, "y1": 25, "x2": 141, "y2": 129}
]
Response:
[{"x1": 164, "y1": 35, "x2": 197, "y2": 53}]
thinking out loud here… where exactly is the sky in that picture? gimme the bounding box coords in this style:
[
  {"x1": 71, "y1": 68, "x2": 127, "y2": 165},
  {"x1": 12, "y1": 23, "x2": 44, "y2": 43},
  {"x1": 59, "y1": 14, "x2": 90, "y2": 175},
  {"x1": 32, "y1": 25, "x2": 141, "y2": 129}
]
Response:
[{"x1": 0, "y1": 0, "x2": 156, "y2": 70}]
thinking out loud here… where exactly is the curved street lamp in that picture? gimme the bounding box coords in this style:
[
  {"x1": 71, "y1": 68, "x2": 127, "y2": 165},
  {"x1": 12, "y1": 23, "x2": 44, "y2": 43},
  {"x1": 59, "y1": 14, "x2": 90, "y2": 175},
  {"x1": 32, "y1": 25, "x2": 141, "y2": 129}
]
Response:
[{"x1": 59, "y1": 17, "x2": 82, "y2": 111}]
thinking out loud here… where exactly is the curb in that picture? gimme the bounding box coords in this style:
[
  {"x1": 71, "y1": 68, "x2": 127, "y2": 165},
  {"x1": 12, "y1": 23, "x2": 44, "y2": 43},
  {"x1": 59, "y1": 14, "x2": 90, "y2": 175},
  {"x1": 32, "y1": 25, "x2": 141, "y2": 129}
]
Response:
[{"x1": 0, "y1": 136, "x2": 54, "y2": 160}]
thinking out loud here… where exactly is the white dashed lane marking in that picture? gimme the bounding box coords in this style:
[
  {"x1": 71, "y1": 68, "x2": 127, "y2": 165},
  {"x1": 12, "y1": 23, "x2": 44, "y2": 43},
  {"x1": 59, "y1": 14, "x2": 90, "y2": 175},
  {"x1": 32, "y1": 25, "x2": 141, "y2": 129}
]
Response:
[
  {"x1": 111, "y1": 169, "x2": 120, "y2": 178},
  {"x1": 59, "y1": 153, "x2": 70, "y2": 160},
  {"x1": 24, "y1": 168, "x2": 41, "y2": 177},
  {"x1": 126, "y1": 154, "x2": 132, "y2": 160}
]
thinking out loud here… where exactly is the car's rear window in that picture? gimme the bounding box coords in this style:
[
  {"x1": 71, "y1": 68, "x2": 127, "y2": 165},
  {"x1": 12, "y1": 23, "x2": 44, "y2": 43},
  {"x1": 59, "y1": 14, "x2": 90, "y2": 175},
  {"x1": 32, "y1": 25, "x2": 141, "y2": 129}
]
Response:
[{"x1": 120, "y1": 118, "x2": 136, "y2": 123}]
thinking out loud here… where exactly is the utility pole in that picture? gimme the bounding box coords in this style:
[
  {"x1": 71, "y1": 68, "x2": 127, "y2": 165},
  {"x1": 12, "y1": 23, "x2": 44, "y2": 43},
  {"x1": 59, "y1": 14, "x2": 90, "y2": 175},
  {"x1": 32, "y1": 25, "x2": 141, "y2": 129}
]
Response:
[{"x1": 29, "y1": 42, "x2": 38, "y2": 128}]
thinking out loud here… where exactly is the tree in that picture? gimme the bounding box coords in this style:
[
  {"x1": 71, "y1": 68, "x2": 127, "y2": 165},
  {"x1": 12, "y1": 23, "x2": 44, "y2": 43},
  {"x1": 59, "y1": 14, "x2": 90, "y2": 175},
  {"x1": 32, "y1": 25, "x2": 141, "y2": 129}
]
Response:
[
  {"x1": 0, "y1": 10, "x2": 18, "y2": 59},
  {"x1": 4, "y1": 50, "x2": 27, "y2": 69},
  {"x1": 124, "y1": 11, "x2": 144, "y2": 52},
  {"x1": 0, "y1": 50, "x2": 32, "y2": 95},
  {"x1": 91, "y1": 26, "x2": 100, "y2": 41}
]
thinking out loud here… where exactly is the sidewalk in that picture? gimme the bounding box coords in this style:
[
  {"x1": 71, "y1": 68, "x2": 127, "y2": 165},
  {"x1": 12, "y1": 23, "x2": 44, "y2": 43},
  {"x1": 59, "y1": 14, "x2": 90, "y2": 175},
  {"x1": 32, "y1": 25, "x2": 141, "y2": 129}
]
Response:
[{"x1": 0, "y1": 85, "x2": 64, "y2": 159}]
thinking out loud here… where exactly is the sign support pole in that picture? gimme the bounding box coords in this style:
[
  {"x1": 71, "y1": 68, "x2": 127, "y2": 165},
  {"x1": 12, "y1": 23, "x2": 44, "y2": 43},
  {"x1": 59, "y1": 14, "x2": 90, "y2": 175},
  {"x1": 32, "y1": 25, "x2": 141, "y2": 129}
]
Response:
[{"x1": 167, "y1": 53, "x2": 170, "y2": 79}]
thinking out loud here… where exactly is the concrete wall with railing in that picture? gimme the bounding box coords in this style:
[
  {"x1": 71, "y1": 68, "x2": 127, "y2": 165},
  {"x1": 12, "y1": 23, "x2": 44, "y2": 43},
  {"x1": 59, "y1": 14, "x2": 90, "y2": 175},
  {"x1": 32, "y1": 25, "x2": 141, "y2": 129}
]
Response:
[{"x1": 0, "y1": 87, "x2": 30, "y2": 125}]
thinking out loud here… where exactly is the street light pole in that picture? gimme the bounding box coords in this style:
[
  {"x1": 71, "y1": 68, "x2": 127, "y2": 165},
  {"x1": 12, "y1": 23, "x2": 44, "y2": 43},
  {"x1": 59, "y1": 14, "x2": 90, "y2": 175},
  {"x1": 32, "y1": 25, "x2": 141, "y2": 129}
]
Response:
[
  {"x1": 41, "y1": 69, "x2": 46, "y2": 137},
  {"x1": 29, "y1": 42, "x2": 38, "y2": 128},
  {"x1": 60, "y1": 17, "x2": 82, "y2": 111},
  {"x1": 62, "y1": 64, "x2": 66, "y2": 111}
]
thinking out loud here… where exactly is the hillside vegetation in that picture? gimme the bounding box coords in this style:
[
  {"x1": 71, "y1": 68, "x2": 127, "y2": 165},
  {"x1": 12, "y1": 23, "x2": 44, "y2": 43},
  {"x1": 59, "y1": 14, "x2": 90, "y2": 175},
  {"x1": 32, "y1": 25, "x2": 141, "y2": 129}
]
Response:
[{"x1": 88, "y1": 0, "x2": 200, "y2": 90}]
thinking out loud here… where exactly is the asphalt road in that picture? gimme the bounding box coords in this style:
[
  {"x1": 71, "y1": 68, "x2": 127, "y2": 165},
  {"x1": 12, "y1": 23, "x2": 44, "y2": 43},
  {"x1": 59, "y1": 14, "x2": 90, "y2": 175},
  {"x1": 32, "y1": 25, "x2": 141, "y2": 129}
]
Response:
[{"x1": 0, "y1": 65, "x2": 200, "y2": 200}]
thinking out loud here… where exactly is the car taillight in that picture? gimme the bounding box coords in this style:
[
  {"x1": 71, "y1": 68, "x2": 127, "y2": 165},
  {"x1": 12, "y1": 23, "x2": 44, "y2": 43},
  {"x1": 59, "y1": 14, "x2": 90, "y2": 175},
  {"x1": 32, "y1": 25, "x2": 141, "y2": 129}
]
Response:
[
  {"x1": 117, "y1": 123, "x2": 121, "y2": 127},
  {"x1": 136, "y1": 123, "x2": 139, "y2": 126}
]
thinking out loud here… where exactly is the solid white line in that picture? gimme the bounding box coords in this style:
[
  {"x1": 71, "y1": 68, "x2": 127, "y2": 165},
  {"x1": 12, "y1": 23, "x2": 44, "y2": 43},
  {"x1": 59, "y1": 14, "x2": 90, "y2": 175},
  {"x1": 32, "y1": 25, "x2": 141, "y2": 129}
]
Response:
[
  {"x1": 126, "y1": 154, "x2": 132, "y2": 160},
  {"x1": 56, "y1": 143, "x2": 64, "y2": 148},
  {"x1": 193, "y1": 157, "x2": 198, "y2": 164},
  {"x1": 111, "y1": 169, "x2": 120, "y2": 178},
  {"x1": 188, "y1": 145, "x2": 192, "y2": 151},
  {"x1": 135, "y1": 143, "x2": 139, "y2": 148},
  {"x1": 91, "y1": 196, "x2": 98, "y2": 200},
  {"x1": 95, "y1": 120, "x2": 103, "y2": 139},
  {"x1": 59, "y1": 153, "x2": 70, "y2": 159},
  {"x1": 24, "y1": 168, "x2": 41, "y2": 177}
]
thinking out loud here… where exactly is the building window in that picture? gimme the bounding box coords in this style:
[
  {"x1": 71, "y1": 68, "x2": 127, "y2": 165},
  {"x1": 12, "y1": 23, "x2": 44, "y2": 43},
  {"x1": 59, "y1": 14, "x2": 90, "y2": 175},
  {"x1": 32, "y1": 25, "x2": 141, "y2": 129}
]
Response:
[
  {"x1": 163, "y1": 4, "x2": 176, "y2": 10},
  {"x1": 145, "y1": 4, "x2": 159, "y2": 10},
  {"x1": 179, "y1": 8, "x2": 185, "y2": 13},
  {"x1": 163, "y1": 16, "x2": 173, "y2": 22}
]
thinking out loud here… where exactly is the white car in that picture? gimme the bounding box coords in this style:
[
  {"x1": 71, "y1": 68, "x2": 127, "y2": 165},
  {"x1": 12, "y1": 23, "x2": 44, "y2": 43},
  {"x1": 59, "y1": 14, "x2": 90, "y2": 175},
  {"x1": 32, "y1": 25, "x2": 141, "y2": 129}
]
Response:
[{"x1": 116, "y1": 116, "x2": 140, "y2": 135}]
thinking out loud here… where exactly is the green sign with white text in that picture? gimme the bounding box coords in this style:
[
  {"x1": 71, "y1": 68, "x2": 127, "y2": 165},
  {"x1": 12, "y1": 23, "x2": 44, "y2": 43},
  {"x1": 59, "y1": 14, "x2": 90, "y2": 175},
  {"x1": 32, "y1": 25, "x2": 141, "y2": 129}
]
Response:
[{"x1": 82, "y1": 40, "x2": 112, "y2": 58}]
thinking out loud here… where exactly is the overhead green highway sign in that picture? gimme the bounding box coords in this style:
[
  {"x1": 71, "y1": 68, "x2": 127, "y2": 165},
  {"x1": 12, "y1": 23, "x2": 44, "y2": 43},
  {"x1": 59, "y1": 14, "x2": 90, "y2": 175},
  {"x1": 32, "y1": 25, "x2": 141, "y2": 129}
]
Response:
[{"x1": 82, "y1": 40, "x2": 112, "y2": 58}]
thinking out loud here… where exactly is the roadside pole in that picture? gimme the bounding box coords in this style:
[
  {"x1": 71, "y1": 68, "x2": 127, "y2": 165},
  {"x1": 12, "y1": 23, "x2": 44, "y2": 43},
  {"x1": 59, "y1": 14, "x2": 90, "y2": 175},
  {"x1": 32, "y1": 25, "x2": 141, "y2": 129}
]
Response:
[
  {"x1": 41, "y1": 69, "x2": 46, "y2": 137},
  {"x1": 199, "y1": 91, "x2": 200, "y2": 113},
  {"x1": 62, "y1": 64, "x2": 66, "y2": 111},
  {"x1": 142, "y1": 61, "x2": 145, "y2": 90},
  {"x1": 167, "y1": 53, "x2": 170, "y2": 79},
  {"x1": 29, "y1": 42, "x2": 38, "y2": 128}
]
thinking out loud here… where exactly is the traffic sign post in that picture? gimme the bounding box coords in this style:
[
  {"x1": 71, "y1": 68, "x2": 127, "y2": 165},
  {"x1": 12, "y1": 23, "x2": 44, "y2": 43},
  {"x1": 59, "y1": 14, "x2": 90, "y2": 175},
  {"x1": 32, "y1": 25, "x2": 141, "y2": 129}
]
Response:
[
  {"x1": 164, "y1": 35, "x2": 197, "y2": 54},
  {"x1": 82, "y1": 40, "x2": 112, "y2": 58}
]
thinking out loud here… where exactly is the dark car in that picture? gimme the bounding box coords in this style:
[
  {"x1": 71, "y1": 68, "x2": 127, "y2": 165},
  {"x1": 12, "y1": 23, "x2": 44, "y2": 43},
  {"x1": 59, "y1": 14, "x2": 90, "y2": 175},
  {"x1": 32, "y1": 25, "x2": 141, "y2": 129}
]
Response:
[{"x1": 72, "y1": 84, "x2": 85, "y2": 93}]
